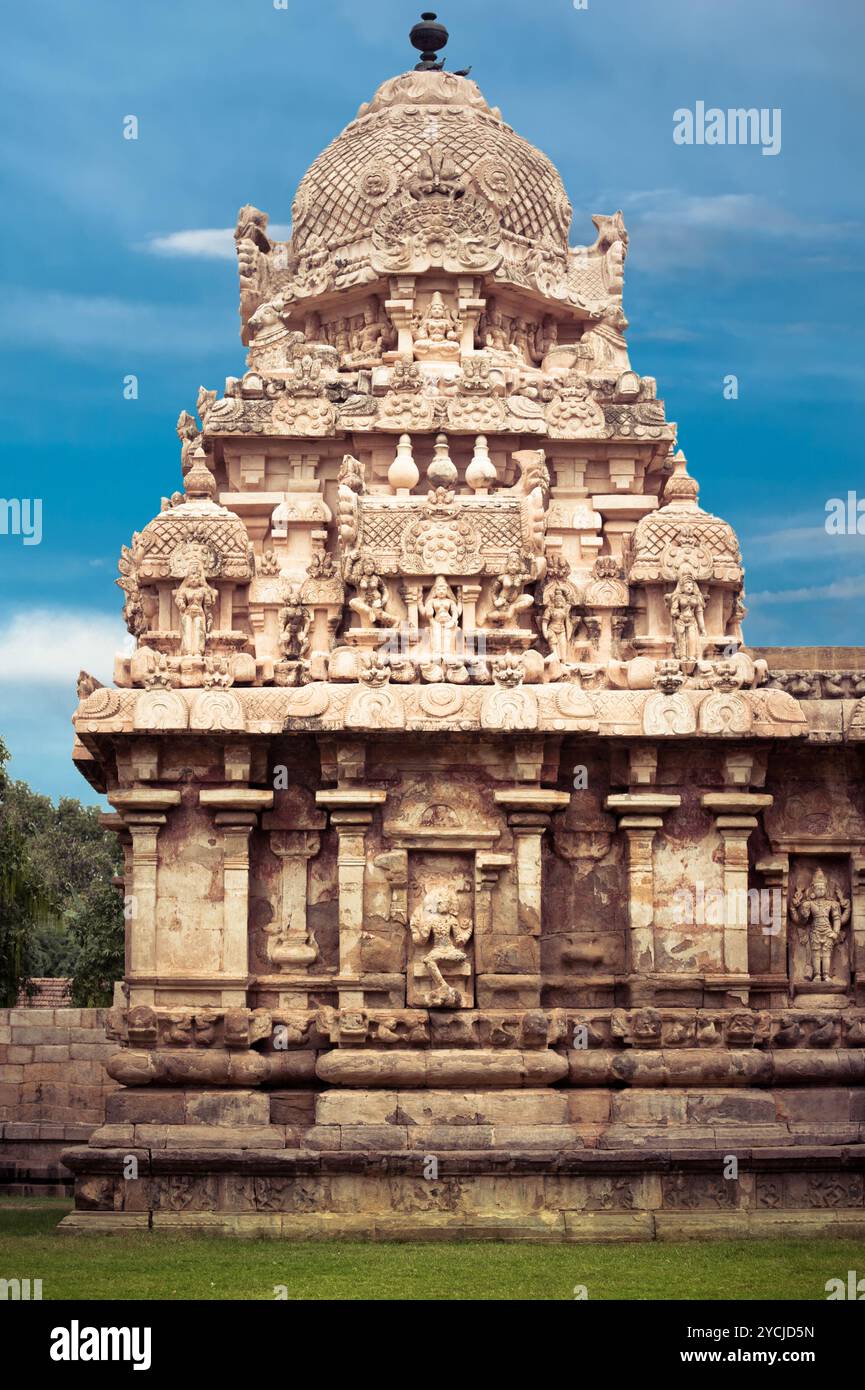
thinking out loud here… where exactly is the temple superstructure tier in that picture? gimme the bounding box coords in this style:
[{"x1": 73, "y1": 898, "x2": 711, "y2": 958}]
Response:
[{"x1": 63, "y1": 47, "x2": 865, "y2": 1239}]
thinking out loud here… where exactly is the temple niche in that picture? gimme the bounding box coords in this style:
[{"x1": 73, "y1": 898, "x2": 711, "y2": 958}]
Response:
[{"x1": 63, "y1": 16, "x2": 865, "y2": 1240}]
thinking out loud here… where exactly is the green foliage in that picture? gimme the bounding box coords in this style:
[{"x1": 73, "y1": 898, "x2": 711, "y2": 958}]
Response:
[
  {"x1": 0, "y1": 738, "x2": 123, "y2": 1006},
  {"x1": 0, "y1": 738, "x2": 47, "y2": 1004},
  {"x1": 67, "y1": 874, "x2": 125, "y2": 1008}
]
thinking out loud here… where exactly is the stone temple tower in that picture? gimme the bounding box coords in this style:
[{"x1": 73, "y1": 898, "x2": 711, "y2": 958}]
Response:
[{"x1": 64, "y1": 17, "x2": 865, "y2": 1237}]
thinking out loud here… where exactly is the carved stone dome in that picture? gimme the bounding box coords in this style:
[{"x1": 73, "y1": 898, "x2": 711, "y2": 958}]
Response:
[
  {"x1": 289, "y1": 69, "x2": 573, "y2": 261},
  {"x1": 135, "y1": 457, "x2": 254, "y2": 584},
  {"x1": 627, "y1": 455, "x2": 743, "y2": 586}
]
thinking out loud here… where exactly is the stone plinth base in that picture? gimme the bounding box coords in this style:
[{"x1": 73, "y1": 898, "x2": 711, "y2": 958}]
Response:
[
  {"x1": 57, "y1": 1208, "x2": 865, "y2": 1242},
  {"x1": 59, "y1": 1138, "x2": 865, "y2": 1242}
]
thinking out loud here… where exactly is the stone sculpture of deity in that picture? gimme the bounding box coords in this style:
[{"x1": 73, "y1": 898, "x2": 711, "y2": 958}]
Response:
[
  {"x1": 666, "y1": 569, "x2": 706, "y2": 663},
  {"x1": 346, "y1": 297, "x2": 392, "y2": 367},
  {"x1": 484, "y1": 553, "x2": 535, "y2": 628},
  {"x1": 541, "y1": 578, "x2": 577, "y2": 661},
  {"x1": 409, "y1": 884, "x2": 473, "y2": 1008},
  {"x1": 790, "y1": 867, "x2": 851, "y2": 984},
  {"x1": 173, "y1": 559, "x2": 217, "y2": 657},
  {"x1": 279, "y1": 584, "x2": 312, "y2": 661},
  {"x1": 420, "y1": 576, "x2": 462, "y2": 659},
  {"x1": 413, "y1": 291, "x2": 461, "y2": 361},
  {"x1": 346, "y1": 555, "x2": 400, "y2": 629}
]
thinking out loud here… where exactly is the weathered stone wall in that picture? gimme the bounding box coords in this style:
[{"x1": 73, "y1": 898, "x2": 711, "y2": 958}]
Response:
[{"x1": 0, "y1": 1007, "x2": 117, "y2": 1193}]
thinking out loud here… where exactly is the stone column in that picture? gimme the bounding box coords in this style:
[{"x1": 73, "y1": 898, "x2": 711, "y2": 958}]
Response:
[
  {"x1": 200, "y1": 788, "x2": 274, "y2": 1005},
  {"x1": 701, "y1": 792, "x2": 773, "y2": 986},
  {"x1": 605, "y1": 793, "x2": 681, "y2": 989},
  {"x1": 316, "y1": 789, "x2": 387, "y2": 1008},
  {"x1": 108, "y1": 789, "x2": 182, "y2": 1005}
]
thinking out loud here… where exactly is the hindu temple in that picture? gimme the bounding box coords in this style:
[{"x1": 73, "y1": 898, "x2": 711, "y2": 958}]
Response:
[{"x1": 62, "y1": 15, "x2": 865, "y2": 1238}]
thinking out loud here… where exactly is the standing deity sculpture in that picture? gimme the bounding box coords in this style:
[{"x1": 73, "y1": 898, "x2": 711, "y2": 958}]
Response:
[
  {"x1": 541, "y1": 567, "x2": 579, "y2": 661},
  {"x1": 666, "y1": 569, "x2": 706, "y2": 663},
  {"x1": 790, "y1": 867, "x2": 851, "y2": 984},
  {"x1": 420, "y1": 576, "x2": 462, "y2": 659},
  {"x1": 279, "y1": 584, "x2": 312, "y2": 661},
  {"x1": 173, "y1": 559, "x2": 217, "y2": 657},
  {"x1": 409, "y1": 885, "x2": 473, "y2": 1009},
  {"x1": 481, "y1": 297, "x2": 511, "y2": 354},
  {"x1": 510, "y1": 318, "x2": 535, "y2": 364}
]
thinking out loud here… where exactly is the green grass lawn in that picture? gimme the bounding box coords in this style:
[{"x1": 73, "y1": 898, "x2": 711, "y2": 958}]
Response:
[{"x1": 0, "y1": 1198, "x2": 862, "y2": 1300}]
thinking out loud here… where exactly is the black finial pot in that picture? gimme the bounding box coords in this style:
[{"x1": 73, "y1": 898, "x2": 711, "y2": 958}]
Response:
[{"x1": 410, "y1": 12, "x2": 449, "y2": 69}]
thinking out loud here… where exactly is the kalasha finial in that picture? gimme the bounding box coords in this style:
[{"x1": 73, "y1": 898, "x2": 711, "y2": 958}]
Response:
[{"x1": 410, "y1": 12, "x2": 449, "y2": 71}]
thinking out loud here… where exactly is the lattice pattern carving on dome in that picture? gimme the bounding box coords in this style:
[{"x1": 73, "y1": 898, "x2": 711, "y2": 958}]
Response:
[
  {"x1": 292, "y1": 97, "x2": 569, "y2": 257},
  {"x1": 628, "y1": 508, "x2": 743, "y2": 585}
]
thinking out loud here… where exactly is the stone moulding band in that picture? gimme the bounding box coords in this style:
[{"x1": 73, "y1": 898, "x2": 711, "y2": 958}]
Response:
[{"x1": 104, "y1": 1047, "x2": 865, "y2": 1088}]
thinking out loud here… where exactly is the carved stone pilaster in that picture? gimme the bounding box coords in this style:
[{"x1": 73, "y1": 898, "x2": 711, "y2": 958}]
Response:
[
  {"x1": 605, "y1": 793, "x2": 681, "y2": 998},
  {"x1": 491, "y1": 789, "x2": 569, "y2": 1008},
  {"x1": 317, "y1": 789, "x2": 387, "y2": 1008},
  {"x1": 200, "y1": 788, "x2": 274, "y2": 1005},
  {"x1": 701, "y1": 792, "x2": 774, "y2": 997},
  {"x1": 108, "y1": 789, "x2": 182, "y2": 1006}
]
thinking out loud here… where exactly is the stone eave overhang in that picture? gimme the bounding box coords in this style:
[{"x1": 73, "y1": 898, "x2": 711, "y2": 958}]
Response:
[{"x1": 71, "y1": 682, "x2": 821, "y2": 743}]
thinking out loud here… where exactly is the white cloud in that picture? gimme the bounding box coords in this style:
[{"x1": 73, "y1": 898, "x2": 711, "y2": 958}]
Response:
[
  {"x1": 610, "y1": 190, "x2": 860, "y2": 276},
  {"x1": 0, "y1": 610, "x2": 129, "y2": 686},
  {"x1": 741, "y1": 519, "x2": 865, "y2": 566},
  {"x1": 748, "y1": 575, "x2": 865, "y2": 606},
  {"x1": 140, "y1": 226, "x2": 291, "y2": 260},
  {"x1": 0, "y1": 287, "x2": 233, "y2": 356}
]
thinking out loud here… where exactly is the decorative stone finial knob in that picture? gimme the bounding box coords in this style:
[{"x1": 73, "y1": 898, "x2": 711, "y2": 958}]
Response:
[
  {"x1": 184, "y1": 447, "x2": 217, "y2": 502},
  {"x1": 410, "y1": 12, "x2": 449, "y2": 71},
  {"x1": 465, "y1": 435, "x2": 497, "y2": 494},
  {"x1": 427, "y1": 433, "x2": 458, "y2": 489},
  {"x1": 388, "y1": 434, "x2": 420, "y2": 495},
  {"x1": 662, "y1": 450, "x2": 699, "y2": 509}
]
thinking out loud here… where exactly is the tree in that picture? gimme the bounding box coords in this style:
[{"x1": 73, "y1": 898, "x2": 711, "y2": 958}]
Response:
[
  {"x1": 0, "y1": 740, "x2": 124, "y2": 1006},
  {"x1": 66, "y1": 875, "x2": 125, "y2": 1007},
  {"x1": 0, "y1": 739, "x2": 50, "y2": 1004}
]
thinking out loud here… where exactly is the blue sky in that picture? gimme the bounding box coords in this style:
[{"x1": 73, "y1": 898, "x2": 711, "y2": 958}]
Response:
[{"x1": 1, "y1": 0, "x2": 863, "y2": 801}]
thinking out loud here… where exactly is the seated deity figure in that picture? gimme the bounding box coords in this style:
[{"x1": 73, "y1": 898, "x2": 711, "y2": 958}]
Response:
[
  {"x1": 346, "y1": 554, "x2": 400, "y2": 629},
  {"x1": 483, "y1": 553, "x2": 535, "y2": 628},
  {"x1": 666, "y1": 569, "x2": 706, "y2": 663},
  {"x1": 413, "y1": 291, "x2": 461, "y2": 362},
  {"x1": 421, "y1": 576, "x2": 463, "y2": 659},
  {"x1": 790, "y1": 868, "x2": 851, "y2": 984},
  {"x1": 410, "y1": 884, "x2": 473, "y2": 1009},
  {"x1": 173, "y1": 559, "x2": 217, "y2": 657},
  {"x1": 346, "y1": 297, "x2": 391, "y2": 367}
]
